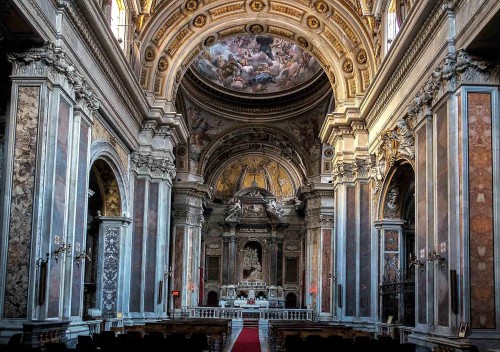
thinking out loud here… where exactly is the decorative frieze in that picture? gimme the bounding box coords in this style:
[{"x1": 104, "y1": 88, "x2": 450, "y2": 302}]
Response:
[
  {"x1": 8, "y1": 43, "x2": 99, "y2": 112},
  {"x1": 130, "y1": 152, "x2": 176, "y2": 180},
  {"x1": 332, "y1": 161, "x2": 355, "y2": 184}
]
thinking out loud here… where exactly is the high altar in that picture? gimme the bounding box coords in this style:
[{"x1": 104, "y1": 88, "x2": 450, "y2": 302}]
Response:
[{"x1": 202, "y1": 188, "x2": 302, "y2": 309}]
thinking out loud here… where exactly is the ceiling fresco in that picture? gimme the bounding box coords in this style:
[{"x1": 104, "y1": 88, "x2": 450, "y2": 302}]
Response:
[{"x1": 193, "y1": 35, "x2": 323, "y2": 95}]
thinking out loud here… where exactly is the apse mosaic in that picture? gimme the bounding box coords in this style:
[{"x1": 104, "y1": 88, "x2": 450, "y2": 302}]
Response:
[{"x1": 194, "y1": 35, "x2": 322, "y2": 94}]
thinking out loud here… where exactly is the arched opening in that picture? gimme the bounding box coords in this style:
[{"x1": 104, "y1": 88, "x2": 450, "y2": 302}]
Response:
[
  {"x1": 206, "y1": 291, "x2": 219, "y2": 307},
  {"x1": 285, "y1": 292, "x2": 297, "y2": 309},
  {"x1": 379, "y1": 162, "x2": 416, "y2": 326},
  {"x1": 83, "y1": 159, "x2": 122, "y2": 320}
]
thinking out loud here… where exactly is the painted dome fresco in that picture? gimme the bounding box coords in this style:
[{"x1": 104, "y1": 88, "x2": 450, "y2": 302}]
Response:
[{"x1": 192, "y1": 35, "x2": 323, "y2": 96}]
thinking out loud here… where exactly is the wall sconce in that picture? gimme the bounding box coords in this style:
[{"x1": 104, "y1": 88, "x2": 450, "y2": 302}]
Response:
[
  {"x1": 428, "y1": 248, "x2": 447, "y2": 269},
  {"x1": 75, "y1": 250, "x2": 91, "y2": 268},
  {"x1": 409, "y1": 252, "x2": 425, "y2": 271},
  {"x1": 52, "y1": 242, "x2": 71, "y2": 262}
]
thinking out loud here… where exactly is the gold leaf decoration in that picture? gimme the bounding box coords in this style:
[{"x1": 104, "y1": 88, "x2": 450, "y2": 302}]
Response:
[
  {"x1": 204, "y1": 36, "x2": 216, "y2": 47},
  {"x1": 158, "y1": 56, "x2": 168, "y2": 71},
  {"x1": 297, "y1": 36, "x2": 308, "y2": 48},
  {"x1": 193, "y1": 14, "x2": 207, "y2": 27},
  {"x1": 342, "y1": 58, "x2": 354, "y2": 73},
  {"x1": 314, "y1": 0, "x2": 328, "y2": 13},
  {"x1": 307, "y1": 16, "x2": 320, "y2": 29},
  {"x1": 356, "y1": 48, "x2": 367, "y2": 64},
  {"x1": 185, "y1": 0, "x2": 198, "y2": 12},
  {"x1": 145, "y1": 47, "x2": 155, "y2": 61},
  {"x1": 249, "y1": 0, "x2": 265, "y2": 11}
]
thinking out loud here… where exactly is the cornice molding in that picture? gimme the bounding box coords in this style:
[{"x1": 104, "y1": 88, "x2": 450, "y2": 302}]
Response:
[
  {"x1": 130, "y1": 151, "x2": 176, "y2": 180},
  {"x1": 363, "y1": 0, "x2": 446, "y2": 129},
  {"x1": 8, "y1": 43, "x2": 99, "y2": 114},
  {"x1": 67, "y1": 0, "x2": 149, "y2": 126}
]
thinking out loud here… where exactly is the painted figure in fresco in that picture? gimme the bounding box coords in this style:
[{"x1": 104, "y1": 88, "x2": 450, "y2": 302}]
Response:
[
  {"x1": 248, "y1": 262, "x2": 262, "y2": 281},
  {"x1": 188, "y1": 106, "x2": 220, "y2": 147}
]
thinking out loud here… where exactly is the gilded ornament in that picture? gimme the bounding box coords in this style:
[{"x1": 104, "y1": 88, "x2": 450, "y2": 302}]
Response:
[
  {"x1": 250, "y1": 0, "x2": 265, "y2": 12},
  {"x1": 342, "y1": 58, "x2": 354, "y2": 73},
  {"x1": 314, "y1": 0, "x2": 328, "y2": 13},
  {"x1": 249, "y1": 24, "x2": 264, "y2": 34},
  {"x1": 193, "y1": 14, "x2": 207, "y2": 27},
  {"x1": 145, "y1": 47, "x2": 155, "y2": 61},
  {"x1": 204, "y1": 36, "x2": 216, "y2": 47},
  {"x1": 297, "y1": 36, "x2": 308, "y2": 48},
  {"x1": 356, "y1": 49, "x2": 367, "y2": 65},
  {"x1": 158, "y1": 56, "x2": 168, "y2": 71},
  {"x1": 307, "y1": 16, "x2": 320, "y2": 29},
  {"x1": 185, "y1": 0, "x2": 198, "y2": 12}
]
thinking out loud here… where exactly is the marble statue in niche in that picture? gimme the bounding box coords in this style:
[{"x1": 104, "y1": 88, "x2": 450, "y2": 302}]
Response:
[
  {"x1": 385, "y1": 187, "x2": 400, "y2": 219},
  {"x1": 243, "y1": 244, "x2": 262, "y2": 281}
]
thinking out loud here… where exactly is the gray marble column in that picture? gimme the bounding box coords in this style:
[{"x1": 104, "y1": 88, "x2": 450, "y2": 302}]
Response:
[
  {"x1": 171, "y1": 182, "x2": 212, "y2": 311},
  {"x1": 0, "y1": 44, "x2": 99, "y2": 326}
]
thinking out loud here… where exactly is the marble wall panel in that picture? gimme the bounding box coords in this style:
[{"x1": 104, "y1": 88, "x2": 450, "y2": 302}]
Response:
[
  {"x1": 0, "y1": 134, "x2": 4, "y2": 201},
  {"x1": 436, "y1": 103, "x2": 449, "y2": 326},
  {"x1": 145, "y1": 183, "x2": 158, "y2": 312},
  {"x1": 174, "y1": 226, "x2": 184, "y2": 309},
  {"x1": 345, "y1": 186, "x2": 356, "y2": 316},
  {"x1": 467, "y1": 92, "x2": 495, "y2": 329},
  {"x1": 321, "y1": 229, "x2": 331, "y2": 313},
  {"x1": 130, "y1": 178, "x2": 145, "y2": 311},
  {"x1": 71, "y1": 123, "x2": 89, "y2": 316},
  {"x1": 102, "y1": 227, "x2": 120, "y2": 317},
  {"x1": 417, "y1": 127, "x2": 427, "y2": 324},
  {"x1": 48, "y1": 98, "x2": 71, "y2": 318},
  {"x1": 311, "y1": 228, "x2": 319, "y2": 308},
  {"x1": 4, "y1": 86, "x2": 40, "y2": 318},
  {"x1": 359, "y1": 183, "x2": 371, "y2": 316}
]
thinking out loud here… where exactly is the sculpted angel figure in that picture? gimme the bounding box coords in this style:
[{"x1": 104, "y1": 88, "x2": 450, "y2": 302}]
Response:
[
  {"x1": 224, "y1": 197, "x2": 241, "y2": 222},
  {"x1": 262, "y1": 196, "x2": 285, "y2": 220},
  {"x1": 396, "y1": 119, "x2": 415, "y2": 160}
]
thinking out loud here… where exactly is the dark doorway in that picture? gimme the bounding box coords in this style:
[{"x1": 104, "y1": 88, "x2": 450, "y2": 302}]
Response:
[
  {"x1": 285, "y1": 292, "x2": 297, "y2": 309},
  {"x1": 207, "y1": 291, "x2": 219, "y2": 307}
]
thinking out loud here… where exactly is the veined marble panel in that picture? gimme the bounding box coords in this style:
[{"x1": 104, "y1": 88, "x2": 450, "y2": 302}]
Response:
[
  {"x1": 468, "y1": 92, "x2": 495, "y2": 329},
  {"x1": 321, "y1": 229, "x2": 331, "y2": 313},
  {"x1": 416, "y1": 127, "x2": 427, "y2": 324},
  {"x1": 145, "y1": 183, "x2": 159, "y2": 312},
  {"x1": 4, "y1": 86, "x2": 40, "y2": 318},
  {"x1": 103, "y1": 227, "x2": 120, "y2": 318},
  {"x1": 359, "y1": 183, "x2": 371, "y2": 317},
  {"x1": 48, "y1": 98, "x2": 71, "y2": 318},
  {"x1": 130, "y1": 178, "x2": 145, "y2": 312},
  {"x1": 345, "y1": 186, "x2": 356, "y2": 316}
]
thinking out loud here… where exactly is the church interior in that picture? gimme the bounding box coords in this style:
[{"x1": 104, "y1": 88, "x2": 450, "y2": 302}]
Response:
[{"x1": 0, "y1": 0, "x2": 499, "y2": 351}]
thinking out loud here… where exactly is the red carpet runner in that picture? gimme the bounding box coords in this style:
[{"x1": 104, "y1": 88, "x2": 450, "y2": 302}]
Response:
[{"x1": 231, "y1": 327, "x2": 261, "y2": 352}]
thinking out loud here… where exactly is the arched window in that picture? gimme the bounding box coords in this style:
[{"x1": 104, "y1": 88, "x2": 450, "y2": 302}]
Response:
[
  {"x1": 386, "y1": 0, "x2": 400, "y2": 51},
  {"x1": 111, "y1": 0, "x2": 127, "y2": 50}
]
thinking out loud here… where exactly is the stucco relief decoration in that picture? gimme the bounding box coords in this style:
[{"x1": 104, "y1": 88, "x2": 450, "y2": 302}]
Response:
[
  {"x1": 194, "y1": 35, "x2": 321, "y2": 94},
  {"x1": 307, "y1": 16, "x2": 320, "y2": 29},
  {"x1": 145, "y1": 46, "x2": 155, "y2": 61},
  {"x1": 356, "y1": 49, "x2": 367, "y2": 65},
  {"x1": 131, "y1": 152, "x2": 176, "y2": 180},
  {"x1": 204, "y1": 36, "x2": 216, "y2": 47},
  {"x1": 370, "y1": 116, "x2": 415, "y2": 196},
  {"x1": 185, "y1": 0, "x2": 198, "y2": 12},
  {"x1": 102, "y1": 227, "x2": 120, "y2": 318},
  {"x1": 296, "y1": 37, "x2": 309, "y2": 48},
  {"x1": 314, "y1": 1, "x2": 329, "y2": 13},
  {"x1": 193, "y1": 14, "x2": 207, "y2": 28},
  {"x1": 8, "y1": 43, "x2": 100, "y2": 111},
  {"x1": 332, "y1": 161, "x2": 355, "y2": 184},
  {"x1": 342, "y1": 58, "x2": 354, "y2": 73},
  {"x1": 249, "y1": 24, "x2": 265, "y2": 34},
  {"x1": 407, "y1": 50, "x2": 498, "y2": 119},
  {"x1": 158, "y1": 56, "x2": 168, "y2": 71},
  {"x1": 249, "y1": 0, "x2": 265, "y2": 12}
]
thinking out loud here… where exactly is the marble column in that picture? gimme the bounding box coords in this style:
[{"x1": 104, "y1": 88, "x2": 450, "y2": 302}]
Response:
[
  {"x1": 0, "y1": 44, "x2": 99, "y2": 327},
  {"x1": 299, "y1": 184, "x2": 334, "y2": 319},
  {"x1": 126, "y1": 123, "x2": 176, "y2": 322},
  {"x1": 171, "y1": 182, "x2": 212, "y2": 312}
]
